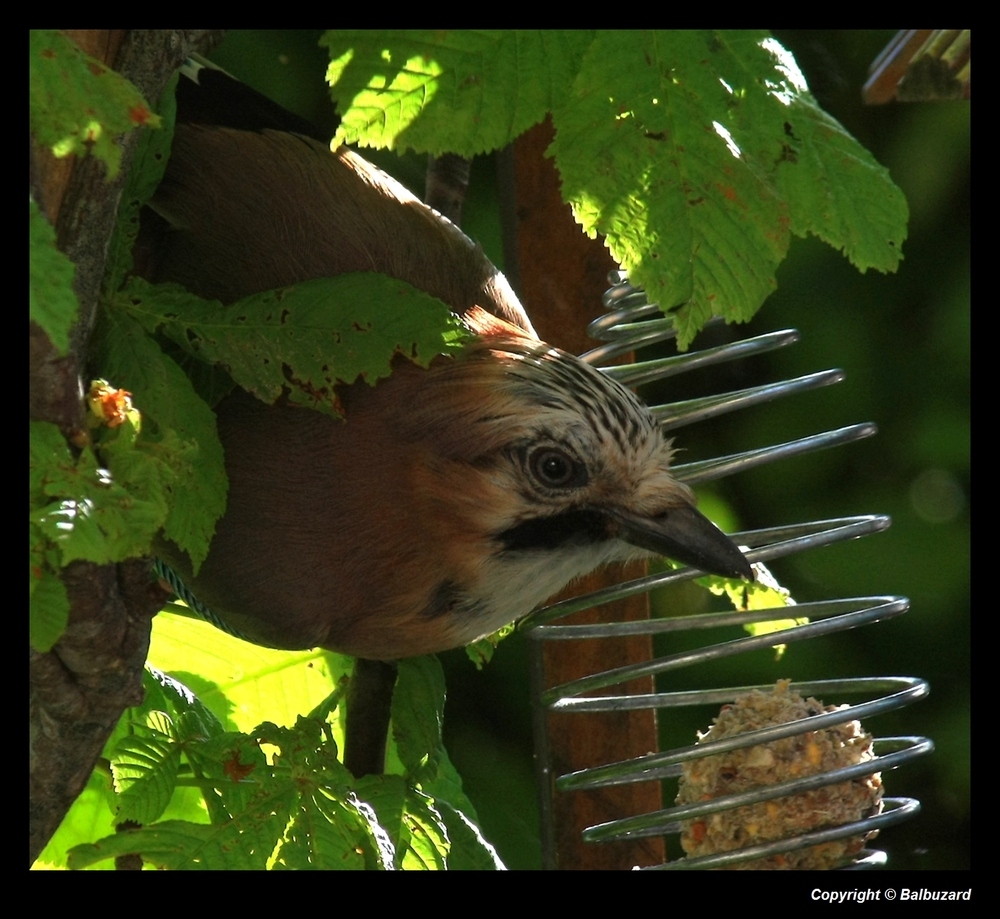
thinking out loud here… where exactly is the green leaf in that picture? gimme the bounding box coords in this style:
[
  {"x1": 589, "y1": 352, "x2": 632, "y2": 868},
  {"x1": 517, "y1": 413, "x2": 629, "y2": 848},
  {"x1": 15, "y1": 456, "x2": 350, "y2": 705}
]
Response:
[
  {"x1": 352, "y1": 773, "x2": 407, "y2": 855},
  {"x1": 399, "y1": 788, "x2": 449, "y2": 869},
  {"x1": 323, "y1": 30, "x2": 593, "y2": 156},
  {"x1": 29, "y1": 421, "x2": 166, "y2": 566},
  {"x1": 110, "y1": 731, "x2": 181, "y2": 825},
  {"x1": 141, "y1": 666, "x2": 225, "y2": 742},
  {"x1": 29, "y1": 420, "x2": 72, "y2": 499},
  {"x1": 29, "y1": 198, "x2": 78, "y2": 354},
  {"x1": 68, "y1": 818, "x2": 272, "y2": 870},
  {"x1": 255, "y1": 718, "x2": 391, "y2": 869},
  {"x1": 273, "y1": 768, "x2": 396, "y2": 870},
  {"x1": 190, "y1": 729, "x2": 283, "y2": 836},
  {"x1": 117, "y1": 274, "x2": 468, "y2": 416},
  {"x1": 29, "y1": 30, "x2": 160, "y2": 179},
  {"x1": 89, "y1": 310, "x2": 227, "y2": 571},
  {"x1": 391, "y1": 656, "x2": 447, "y2": 778},
  {"x1": 72, "y1": 712, "x2": 388, "y2": 869},
  {"x1": 772, "y1": 89, "x2": 908, "y2": 272},
  {"x1": 551, "y1": 31, "x2": 789, "y2": 347},
  {"x1": 465, "y1": 621, "x2": 515, "y2": 667},
  {"x1": 28, "y1": 404, "x2": 201, "y2": 582},
  {"x1": 707, "y1": 559, "x2": 807, "y2": 659},
  {"x1": 551, "y1": 31, "x2": 908, "y2": 347},
  {"x1": 435, "y1": 799, "x2": 505, "y2": 870}
]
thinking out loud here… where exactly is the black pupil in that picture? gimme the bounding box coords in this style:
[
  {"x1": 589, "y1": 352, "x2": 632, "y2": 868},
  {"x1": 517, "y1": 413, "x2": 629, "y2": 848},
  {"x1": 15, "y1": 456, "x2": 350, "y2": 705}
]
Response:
[{"x1": 537, "y1": 451, "x2": 571, "y2": 485}]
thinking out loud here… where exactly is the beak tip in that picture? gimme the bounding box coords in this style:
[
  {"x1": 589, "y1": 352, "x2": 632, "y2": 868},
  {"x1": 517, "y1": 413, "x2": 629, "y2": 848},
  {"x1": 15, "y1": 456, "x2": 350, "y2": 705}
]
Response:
[
  {"x1": 693, "y1": 541, "x2": 753, "y2": 582},
  {"x1": 732, "y1": 555, "x2": 755, "y2": 582},
  {"x1": 610, "y1": 503, "x2": 753, "y2": 581}
]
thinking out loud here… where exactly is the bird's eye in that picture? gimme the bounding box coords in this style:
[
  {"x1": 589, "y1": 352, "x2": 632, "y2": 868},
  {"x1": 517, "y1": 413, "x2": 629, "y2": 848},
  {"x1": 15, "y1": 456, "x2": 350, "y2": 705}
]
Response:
[{"x1": 529, "y1": 448, "x2": 583, "y2": 488}]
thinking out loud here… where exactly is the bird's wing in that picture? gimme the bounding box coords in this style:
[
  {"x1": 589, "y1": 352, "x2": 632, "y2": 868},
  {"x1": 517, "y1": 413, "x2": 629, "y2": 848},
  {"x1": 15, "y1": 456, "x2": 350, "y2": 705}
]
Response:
[{"x1": 142, "y1": 62, "x2": 536, "y2": 337}]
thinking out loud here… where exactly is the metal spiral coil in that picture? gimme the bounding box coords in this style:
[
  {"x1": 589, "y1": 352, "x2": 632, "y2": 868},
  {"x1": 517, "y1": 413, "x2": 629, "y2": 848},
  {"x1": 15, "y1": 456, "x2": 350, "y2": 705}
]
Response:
[{"x1": 522, "y1": 273, "x2": 933, "y2": 869}]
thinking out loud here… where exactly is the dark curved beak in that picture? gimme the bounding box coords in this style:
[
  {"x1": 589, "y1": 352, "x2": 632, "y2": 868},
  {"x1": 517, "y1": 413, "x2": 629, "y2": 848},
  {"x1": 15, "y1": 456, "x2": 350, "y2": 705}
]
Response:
[{"x1": 606, "y1": 504, "x2": 753, "y2": 580}]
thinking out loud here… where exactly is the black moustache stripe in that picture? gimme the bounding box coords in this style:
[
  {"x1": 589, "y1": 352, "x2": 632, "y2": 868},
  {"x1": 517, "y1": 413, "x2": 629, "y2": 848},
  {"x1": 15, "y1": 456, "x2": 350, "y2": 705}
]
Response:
[{"x1": 497, "y1": 509, "x2": 612, "y2": 552}]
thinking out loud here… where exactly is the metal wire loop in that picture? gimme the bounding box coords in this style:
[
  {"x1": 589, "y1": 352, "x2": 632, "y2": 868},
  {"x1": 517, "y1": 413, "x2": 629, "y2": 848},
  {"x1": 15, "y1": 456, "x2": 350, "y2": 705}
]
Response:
[{"x1": 526, "y1": 275, "x2": 932, "y2": 869}]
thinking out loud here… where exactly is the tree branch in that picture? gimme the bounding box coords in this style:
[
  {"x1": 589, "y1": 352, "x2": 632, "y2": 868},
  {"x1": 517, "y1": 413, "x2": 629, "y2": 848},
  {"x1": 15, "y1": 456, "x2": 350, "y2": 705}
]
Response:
[{"x1": 29, "y1": 29, "x2": 220, "y2": 866}]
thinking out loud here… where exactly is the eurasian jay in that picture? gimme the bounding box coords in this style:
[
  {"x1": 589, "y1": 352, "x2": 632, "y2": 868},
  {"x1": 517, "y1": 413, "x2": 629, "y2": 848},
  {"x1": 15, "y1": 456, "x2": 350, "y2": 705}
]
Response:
[{"x1": 146, "y1": 65, "x2": 752, "y2": 664}]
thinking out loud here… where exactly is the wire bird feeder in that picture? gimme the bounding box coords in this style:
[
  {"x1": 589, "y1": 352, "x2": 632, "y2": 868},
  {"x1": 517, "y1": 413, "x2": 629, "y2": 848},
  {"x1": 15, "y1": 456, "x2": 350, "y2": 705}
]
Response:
[{"x1": 522, "y1": 274, "x2": 932, "y2": 869}]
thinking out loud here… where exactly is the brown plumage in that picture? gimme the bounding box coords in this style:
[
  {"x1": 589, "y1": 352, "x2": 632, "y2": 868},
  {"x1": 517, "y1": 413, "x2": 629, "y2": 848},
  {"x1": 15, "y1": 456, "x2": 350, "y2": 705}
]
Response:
[
  {"x1": 152, "y1": 125, "x2": 534, "y2": 334},
  {"x1": 149, "y1": 121, "x2": 751, "y2": 661}
]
